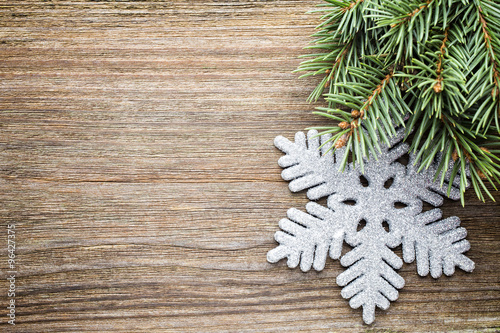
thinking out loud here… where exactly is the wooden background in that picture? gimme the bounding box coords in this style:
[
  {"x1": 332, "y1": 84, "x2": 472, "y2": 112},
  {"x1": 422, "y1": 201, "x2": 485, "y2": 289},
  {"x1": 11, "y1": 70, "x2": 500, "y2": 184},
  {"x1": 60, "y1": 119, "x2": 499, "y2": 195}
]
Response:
[{"x1": 0, "y1": 1, "x2": 499, "y2": 332}]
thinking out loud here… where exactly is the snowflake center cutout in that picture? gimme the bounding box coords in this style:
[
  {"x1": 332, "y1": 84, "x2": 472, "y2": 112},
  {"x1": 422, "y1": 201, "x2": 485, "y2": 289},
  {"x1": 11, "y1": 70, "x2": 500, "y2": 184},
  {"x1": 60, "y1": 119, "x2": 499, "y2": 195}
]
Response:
[{"x1": 267, "y1": 129, "x2": 474, "y2": 324}]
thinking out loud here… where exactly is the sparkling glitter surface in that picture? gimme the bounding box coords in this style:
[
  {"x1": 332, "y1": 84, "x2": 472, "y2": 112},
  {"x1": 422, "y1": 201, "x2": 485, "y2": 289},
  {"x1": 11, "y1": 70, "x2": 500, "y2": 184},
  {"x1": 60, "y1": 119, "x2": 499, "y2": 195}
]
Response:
[{"x1": 267, "y1": 129, "x2": 474, "y2": 324}]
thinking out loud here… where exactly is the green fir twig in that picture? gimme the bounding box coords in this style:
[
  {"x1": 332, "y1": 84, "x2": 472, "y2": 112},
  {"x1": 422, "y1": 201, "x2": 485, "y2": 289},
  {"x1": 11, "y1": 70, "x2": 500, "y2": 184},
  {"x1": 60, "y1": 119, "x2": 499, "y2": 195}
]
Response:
[{"x1": 296, "y1": 0, "x2": 500, "y2": 203}]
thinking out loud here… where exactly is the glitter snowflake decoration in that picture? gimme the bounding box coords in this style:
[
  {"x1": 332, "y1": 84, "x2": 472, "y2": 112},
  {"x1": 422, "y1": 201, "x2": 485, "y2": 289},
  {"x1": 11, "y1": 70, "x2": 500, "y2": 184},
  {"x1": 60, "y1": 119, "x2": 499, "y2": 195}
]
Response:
[{"x1": 267, "y1": 129, "x2": 474, "y2": 324}]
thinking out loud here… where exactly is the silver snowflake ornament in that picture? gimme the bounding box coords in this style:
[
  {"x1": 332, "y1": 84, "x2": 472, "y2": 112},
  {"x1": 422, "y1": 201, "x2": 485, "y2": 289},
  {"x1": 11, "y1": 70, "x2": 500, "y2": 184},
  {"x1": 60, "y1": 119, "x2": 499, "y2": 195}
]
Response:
[{"x1": 267, "y1": 129, "x2": 474, "y2": 324}]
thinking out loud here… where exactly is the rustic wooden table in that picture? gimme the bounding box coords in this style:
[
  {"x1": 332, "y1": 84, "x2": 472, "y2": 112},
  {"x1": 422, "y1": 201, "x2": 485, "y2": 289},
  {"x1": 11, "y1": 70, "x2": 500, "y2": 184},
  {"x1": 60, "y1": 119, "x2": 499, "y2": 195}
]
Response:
[{"x1": 1, "y1": 1, "x2": 499, "y2": 332}]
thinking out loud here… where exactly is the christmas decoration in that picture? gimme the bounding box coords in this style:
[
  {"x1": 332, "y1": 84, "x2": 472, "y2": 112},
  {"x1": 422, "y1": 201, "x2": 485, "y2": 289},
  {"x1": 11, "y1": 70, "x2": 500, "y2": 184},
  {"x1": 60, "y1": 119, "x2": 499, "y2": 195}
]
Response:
[
  {"x1": 267, "y1": 128, "x2": 474, "y2": 324},
  {"x1": 295, "y1": 0, "x2": 500, "y2": 203}
]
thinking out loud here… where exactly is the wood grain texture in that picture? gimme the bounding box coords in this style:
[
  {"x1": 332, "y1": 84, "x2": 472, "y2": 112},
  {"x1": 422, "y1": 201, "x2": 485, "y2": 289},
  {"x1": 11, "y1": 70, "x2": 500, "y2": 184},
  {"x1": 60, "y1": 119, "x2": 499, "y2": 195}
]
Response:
[{"x1": 0, "y1": 1, "x2": 499, "y2": 332}]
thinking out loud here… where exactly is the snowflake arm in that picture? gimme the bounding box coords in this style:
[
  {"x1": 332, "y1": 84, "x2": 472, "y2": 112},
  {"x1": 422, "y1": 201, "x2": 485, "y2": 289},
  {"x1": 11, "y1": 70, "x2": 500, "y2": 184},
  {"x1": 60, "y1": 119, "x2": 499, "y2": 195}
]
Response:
[
  {"x1": 267, "y1": 202, "x2": 345, "y2": 272},
  {"x1": 401, "y1": 209, "x2": 475, "y2": 278},
  {"x1": 404, "y1": 153, "x2": 465, "y2": 206},
  {"x1": 337, "y1": 223, "x2": 404, "y2": 325},
  {"x1": 274, "y1": 130, "x2": 349, "y2": 200}
]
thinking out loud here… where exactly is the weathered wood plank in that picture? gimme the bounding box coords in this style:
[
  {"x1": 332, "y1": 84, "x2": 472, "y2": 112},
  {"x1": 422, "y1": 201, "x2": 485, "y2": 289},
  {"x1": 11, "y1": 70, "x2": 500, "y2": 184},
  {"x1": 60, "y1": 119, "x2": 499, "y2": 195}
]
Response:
[{"x1": 0, "y1": 1, "x2": 499, "y2": 332}]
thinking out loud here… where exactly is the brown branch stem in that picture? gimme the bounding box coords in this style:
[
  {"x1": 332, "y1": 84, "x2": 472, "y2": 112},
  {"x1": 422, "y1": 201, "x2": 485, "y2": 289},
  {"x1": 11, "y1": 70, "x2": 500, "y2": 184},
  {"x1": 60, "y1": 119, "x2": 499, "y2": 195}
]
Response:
[
  {"x1": 434, "y1": 28, "x2": 449, "y2": 93},
  {"x1": 391, "y1": 0, "x2": 432, "y2": 28},
  {"x1": 361, "y1": 71, "x2": 395, "y2": 115}
]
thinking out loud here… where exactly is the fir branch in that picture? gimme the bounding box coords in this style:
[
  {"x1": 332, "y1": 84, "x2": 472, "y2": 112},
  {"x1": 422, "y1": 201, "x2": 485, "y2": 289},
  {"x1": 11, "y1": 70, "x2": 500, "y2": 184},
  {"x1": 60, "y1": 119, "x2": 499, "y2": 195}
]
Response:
[
  {"x1": 297, "y1": 0, "x2": 500, "y2": 203},
  {"x1": 477, "y1": 0, "x2": 500, "y2": 128},
  {"x1": 466, "y1": 0, "x2": 500, "y2": 134},
  {"x1": 478, "y1": 1, "x2": 500, "y2": 89},
  {"x1": 364, "y1": 70, "x2": 396, "y2": 112},
  {"x1": 389, "y1": 0, "x2": 432, "y2": 29},
  {"x1": 342, "y1": 0, "x2": 365, "y2": 12}
]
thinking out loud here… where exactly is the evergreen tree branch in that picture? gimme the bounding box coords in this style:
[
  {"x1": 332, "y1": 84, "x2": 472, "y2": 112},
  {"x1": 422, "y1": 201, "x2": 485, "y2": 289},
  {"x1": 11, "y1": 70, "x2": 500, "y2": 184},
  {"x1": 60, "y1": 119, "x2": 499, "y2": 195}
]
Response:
[{"x1": 297, "y1": 0, "x2": 500, "y2": 203}]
